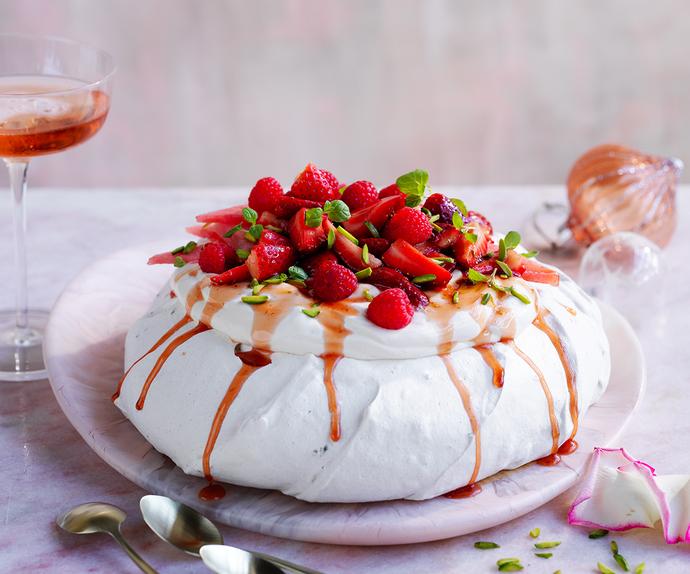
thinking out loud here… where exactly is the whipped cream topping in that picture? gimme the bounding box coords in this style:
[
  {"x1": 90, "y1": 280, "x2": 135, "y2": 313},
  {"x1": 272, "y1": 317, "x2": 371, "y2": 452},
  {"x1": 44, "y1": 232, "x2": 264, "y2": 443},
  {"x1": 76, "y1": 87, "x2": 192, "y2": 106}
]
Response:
[{"x1": 173, "y1": 264, "x2": 540, "y2": 360}]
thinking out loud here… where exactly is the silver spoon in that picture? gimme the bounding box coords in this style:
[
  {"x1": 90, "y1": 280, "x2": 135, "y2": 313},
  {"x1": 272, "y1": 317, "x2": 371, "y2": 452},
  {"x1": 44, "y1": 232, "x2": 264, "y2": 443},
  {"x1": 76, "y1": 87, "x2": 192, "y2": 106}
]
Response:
[
  {"x1": 57, "y1": 502, "x2": 158, "y2": 574},
  {"x1": 140, "y1": 494, "x2": 323, "y2": 574}
]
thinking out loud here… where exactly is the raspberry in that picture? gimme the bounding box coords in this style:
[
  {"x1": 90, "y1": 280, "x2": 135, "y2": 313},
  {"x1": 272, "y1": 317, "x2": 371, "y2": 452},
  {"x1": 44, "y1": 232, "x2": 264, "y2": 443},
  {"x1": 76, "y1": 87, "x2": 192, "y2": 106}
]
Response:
[
  {"x1": 308, "y1": 263, "x2": 358, "y2": 302},
  {"x1": 341, "y1": 180, "x2": 378, "y2": 212},
  {"x1": 378, "y1": 183, "x2": 405, "y2": 200},
  {"x1": 423, "y1": 193, "x2": 460, "y2": 225},
  {"x1": 289, "y1": 163, "x2": 340, "y2": 203},
  {"x1": 366, "y1": 288, "x2": 414, "y2": 330},
  {"x1": 248, "y1": 177, "x2": 284, "y2": 214},
  {"x1": 302, "y1": 251, "x2": 338, "y2": 275},
  {"x1": 198, "y1": 242, "x2": 227, "y2": 274},
  {"x1": 383, "y1": 207, "x2": 433, "y2": 244}
]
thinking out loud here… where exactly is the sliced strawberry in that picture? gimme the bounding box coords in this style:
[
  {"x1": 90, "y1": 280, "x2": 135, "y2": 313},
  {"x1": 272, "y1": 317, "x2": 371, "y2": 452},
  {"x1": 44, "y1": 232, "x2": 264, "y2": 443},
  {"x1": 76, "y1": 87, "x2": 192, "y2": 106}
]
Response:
[
  {"x1": 466, "y1": 210, "x2": 493, "y2": 235},
  {"x1": 343, "y1": 195, "x2": 405, "y2": 238},
  {"x1": 324, "y1": 220, "x2": 382, "y2": 272},
  {"x1": 433, "y1": 224, "x2": 461, "y2": 250},
  {"x1": 272, "y1": 196, "x2": 321, "y2": 219},
  {"x1": 195, "y1": 205, "x2": 245, "y2": 225},
  {"x1": 365, "y1": 267, "x2": 429, "y2": 308},
  {"x1": 506, "y1": 251, "x2": 560, "y2": 286},
  {"x1": 378, "y1": 183, "x2": 405, "y2": 200},
  {"x1": 454, "y1": 222, "x2": 491, "y2": 269},
  {"x1": 210, "y1": 263, "x2": 251, "y2": 286},
  {"x1": 246, "y1": 230, "x2": 296, "y2": 281},
  {"x1": 360, "y1": 237, "x2": 390, "y2": 257},
  {"x1": 257, "y1": 210, "x2": 287, "y2": 231},
  {"x1": 148, "y1": 250, "x2": 200, "y2": 265},
  {"x1": 382, "y1": 239, "x2": 452, "y2": 288},
  {"x1": 288, "y1": 207, "x2": 326, "y2": 254}
]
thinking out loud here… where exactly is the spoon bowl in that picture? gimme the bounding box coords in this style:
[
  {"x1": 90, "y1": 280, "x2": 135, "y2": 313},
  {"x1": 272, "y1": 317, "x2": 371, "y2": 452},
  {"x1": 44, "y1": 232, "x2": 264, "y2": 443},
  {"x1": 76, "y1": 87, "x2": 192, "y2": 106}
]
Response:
[
  {"x1": 57, "y1": 502, "x2": 158, "y2": 574},
  {"x1": 140, "y1": 494, "x2": 223, "y2": 556},
  {"x1": 200, "y1": 544, "x2": 285, "y2": 574}
]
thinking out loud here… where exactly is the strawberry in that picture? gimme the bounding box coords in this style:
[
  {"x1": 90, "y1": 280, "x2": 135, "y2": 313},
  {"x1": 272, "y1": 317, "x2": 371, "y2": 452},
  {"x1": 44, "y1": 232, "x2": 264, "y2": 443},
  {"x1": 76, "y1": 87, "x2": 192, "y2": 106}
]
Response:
[
  {"x1": 324, "y1": 219, "x2": 382, "y2": 271},
  {"x1": 198, "y1": 242, "x2": 228, "y2": 274},
  {"x1": 360, "y1": 237, "x2": 390, "y2": 256},
  {"x1": 343, "y1": 195, "x2": 405, "y2": 238},
  {"x1": 433, "y1": 224, "x2": 461, "y2": 250},
  {"x1": 382, "y1": 239, "x2": 452, "y2": 288},
  {"x1": 257, "y1": 210, "x2": 286, "y2": 230},
  {"x1": 210, "y1": 263, "x2": 251, "y2": 286},
  {"x1": 383, "y1": 206, "x2": 433, "y2": 244},
  {"x1": 195, "y1": 205, "x2": 245, "y2": 225},
  {"x1": 365, "y1": 267, "x2": 429, "y2": 308},
  {"x1": 454, "y1": 220, "x2": 491, "y2": 269},
  {"x1": 366, "y1": 288, "x2": 414, "y2": 330},
  {"x1": 506, "y1": 251, "x2": 559, "y2": 285},
  {"x1": 302, "y1": 251, "x2": 338, "y2": 275},
  {"x1": 307, "y1": 263, "x2": 358, "y2": 302},
  {"x1": 341, "y1": 180, "x2": 378, "y2": 212},
  {"x1": 378, "y1": 183, "x2": 405, "y2": 200},
  {"x1": 248, "y1": 177, "x2": 284, "y2": 214},
  {"x1": 246, "y1": 230, "x2": 295, "y2": 281},
  {"x1": 272, "y1": 196, "x2": 321, "y2": 219},
  {"x1": 288, "y1": 207, "x2": 326, "y2": 254},
  {"x1": 423, "y1": 193, "x2": 461, "y2": 225},
  {"x1": 466, "y1": 210, "x2": 493, "y2": 235},
  {"x1": 289, "y1": 163, "x2": 340, "y2": 203}
]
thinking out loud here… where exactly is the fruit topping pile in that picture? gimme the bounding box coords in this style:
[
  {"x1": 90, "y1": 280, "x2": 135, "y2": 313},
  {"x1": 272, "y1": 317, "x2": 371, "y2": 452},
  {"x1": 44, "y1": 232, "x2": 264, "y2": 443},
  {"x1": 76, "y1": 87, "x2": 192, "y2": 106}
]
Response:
[{"x1": 151, "y1": 164, "x2": 559, "y2": 330}]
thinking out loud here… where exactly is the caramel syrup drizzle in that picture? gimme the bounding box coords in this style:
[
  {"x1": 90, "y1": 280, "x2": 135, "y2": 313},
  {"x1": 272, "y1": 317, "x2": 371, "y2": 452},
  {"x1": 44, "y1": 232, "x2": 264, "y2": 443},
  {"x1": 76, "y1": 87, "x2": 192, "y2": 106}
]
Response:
[
  {"x1": 533, "y1": 308, "x2": 578, "y2": 442},
  {"x1": 427, "y1": 285, "x2": 483, "y2": 486},
  {"x1": 112, "y1": 314, "x2": 192, "y2": 401},
  {"x1": 317, "y1": 302, "x2": 358, "y2": 442},
  {"x1": 508, "y1": 340, "x2": 560, "y2": 457},
  {"x1": 135, "y1": 322, "x2": 210, "y2": 410},
  {"x1": 475, "y1": 344, "x2": 504, "y2": 388}
]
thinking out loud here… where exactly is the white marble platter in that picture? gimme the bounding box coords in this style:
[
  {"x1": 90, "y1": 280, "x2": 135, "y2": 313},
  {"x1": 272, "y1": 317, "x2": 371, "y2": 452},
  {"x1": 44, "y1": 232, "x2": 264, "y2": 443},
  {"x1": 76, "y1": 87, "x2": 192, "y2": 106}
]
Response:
[{"x1": 43, "y1": 243, "x2": 645, "y2": 546}]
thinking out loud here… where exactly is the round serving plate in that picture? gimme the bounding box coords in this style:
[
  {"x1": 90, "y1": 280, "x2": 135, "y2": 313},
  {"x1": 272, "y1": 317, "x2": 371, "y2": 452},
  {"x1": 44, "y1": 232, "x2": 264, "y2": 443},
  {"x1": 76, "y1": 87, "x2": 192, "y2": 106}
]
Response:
[{"x1": 44, "y1": 243, "x2": 645, "y2": 546}]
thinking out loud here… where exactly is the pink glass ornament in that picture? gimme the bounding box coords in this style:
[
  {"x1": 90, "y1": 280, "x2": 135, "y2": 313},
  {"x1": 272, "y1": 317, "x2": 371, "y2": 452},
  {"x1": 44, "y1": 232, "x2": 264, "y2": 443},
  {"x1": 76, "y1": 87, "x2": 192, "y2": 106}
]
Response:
[{"x1": 566, "y1": 144, "x2": 682, "y2": 248}]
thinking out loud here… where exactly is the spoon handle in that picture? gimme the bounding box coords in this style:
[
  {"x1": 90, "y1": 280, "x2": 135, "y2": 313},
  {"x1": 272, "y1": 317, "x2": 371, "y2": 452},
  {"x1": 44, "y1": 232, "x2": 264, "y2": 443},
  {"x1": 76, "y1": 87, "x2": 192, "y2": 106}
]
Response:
[{"x1": 110, "y1": 529, "x2": 159, "y2": 574}]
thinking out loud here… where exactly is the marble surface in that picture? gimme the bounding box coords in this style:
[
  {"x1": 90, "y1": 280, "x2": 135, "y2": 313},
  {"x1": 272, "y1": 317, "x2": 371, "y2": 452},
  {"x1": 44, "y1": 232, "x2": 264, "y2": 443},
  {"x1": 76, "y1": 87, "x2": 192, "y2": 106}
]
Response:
[{"x1": 1, "y1": 187, "x2": 689, "y2": 572}]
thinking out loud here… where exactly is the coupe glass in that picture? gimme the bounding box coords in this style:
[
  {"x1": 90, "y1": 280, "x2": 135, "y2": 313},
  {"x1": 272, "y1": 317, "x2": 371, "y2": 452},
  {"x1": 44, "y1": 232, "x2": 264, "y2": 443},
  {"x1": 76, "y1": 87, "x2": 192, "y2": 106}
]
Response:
[{"x1": 0, "y1": 35, "x2": 114, "y2": 381}]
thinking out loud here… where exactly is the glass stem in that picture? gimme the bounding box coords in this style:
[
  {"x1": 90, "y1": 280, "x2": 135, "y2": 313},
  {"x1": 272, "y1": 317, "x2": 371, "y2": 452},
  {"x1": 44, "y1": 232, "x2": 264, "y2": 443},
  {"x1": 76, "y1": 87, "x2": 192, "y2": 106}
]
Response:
[{"x1": 5, "y1": 159, "x2": 30, "y2": 343}]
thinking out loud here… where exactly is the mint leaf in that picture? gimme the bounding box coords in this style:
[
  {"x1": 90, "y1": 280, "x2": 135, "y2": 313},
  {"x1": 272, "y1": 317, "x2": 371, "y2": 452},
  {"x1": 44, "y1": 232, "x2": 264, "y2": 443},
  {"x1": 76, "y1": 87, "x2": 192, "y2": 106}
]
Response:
[
  {"x1": 245, "y1": 224, "x2": 263, "y2": 242},
  {"x1": 396, "y1": 169, "x2": 429, "y2": 206},
  {"x1": 288, "y1": 265, "x2": 308, "y2": 281},
  {"x1": 450, "y1": 198, "x2": 468, "y2": 216},
  {"x1": 242, "y1": 207, "x2": 258, "y2": 224},
  {"x1": 467, "y1": 268, "x2": 489, "y2": 283},
  {"x1": 504, "y1": 231, "x2": 521, "y2": 250},
  {"x1": 323, "y1": 200, "x2": 351, "y2": 223},
  {"x1": 452, "y1": 211, "x2": 464, "y2": 231},
  {"x1": 224, "y1": 223, "x2": 243, "y2": 238},
  {"x1": 305, "y1": 207, "x2": 324, "y2": 228}
]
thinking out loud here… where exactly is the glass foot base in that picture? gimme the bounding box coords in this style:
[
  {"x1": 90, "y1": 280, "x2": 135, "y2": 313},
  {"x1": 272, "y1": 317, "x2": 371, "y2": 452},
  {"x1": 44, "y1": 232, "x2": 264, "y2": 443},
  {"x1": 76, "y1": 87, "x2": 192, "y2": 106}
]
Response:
[{"x1": 0, "y1": 309, "x2": 49, "y2": 382}]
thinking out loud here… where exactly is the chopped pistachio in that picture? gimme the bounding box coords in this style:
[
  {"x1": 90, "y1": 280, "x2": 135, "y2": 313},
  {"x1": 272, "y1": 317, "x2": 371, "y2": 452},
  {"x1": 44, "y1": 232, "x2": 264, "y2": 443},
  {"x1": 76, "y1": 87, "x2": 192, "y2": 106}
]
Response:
[
  {"x1": 588, "y1": 529, "x2": 609, "y2": 539},
  {"x1": 363, "y1": 289, "x2": 374, "y2": 301},
  {"x1": 610, "y1": 540, "x2": 619, "y2": 554},
  {"x1": 251, "y1": 283, "x2": 265, "y2": 296},
  {"x1": 452, "y1": 290, "x2": 460, "y2": 304},
  {"x1": 529, "y1": 527, "x2": 540, "y2": 538},
  {"x1": 224, "y1": 223, "x2": 243, "y2": 237},
  {"x1": 634, "y1": 563, "x2": 645, "y2": 574},
  {"x1": 362, "y1": 243, "x2": 370, "y2": 264},
  {"x1": 236, "y1": 248, "x2": 250, "y2": 260},
  {"x1": 173, "y1": 256, "x2": 186, "y2": 268},
  {"x1": 355, "y1": 267, "x2": 373, "y2": 280},
  {"x1": 535, "y1": 552, "x2": 552, "y2": 559},
  {"x1": 241, "y1": 295, "x2": 268, "y2": 305},
  {"x1": 327, "y1": 228, "x2": 336, "y2": 249},
  {"x1": 474, "y1": 541, "x2": 500, "y2": 550},
  {"x1": 597, "y1": 563, "x2": 615, "y2": 574},
  {"x1": 263, "y1": 273, "x2": 287, "y2": 285},
  {"x1": 534, "y1": 541, "x2": 561, "y2": 549},
  {"x1": 481, "y1": 292, "x2": 492, "y2": 305},
  {"x1": 171, "y1": 245, "x2": 185, "y2": 255},
  {"x1": 412, "y1": 274, "x2": 437, "y2": 284},
  {"x1": 614, "y1": 553, "x2": 630, "y2": 571},
  {"x1": 498, "y1": 563, "x2": 523, "y2": 572},
  {"x1": 364, "y1": 220, "x2": 380, "y2": 238},
  {"x1": 509, "y1": 286, "x2": 531, "y2": 304},
  {"x1": 497, "y1": 558, "x2": 521, "y2": 567},
  {"x1": 496, "y1": 260, "x2": 513, "y2": 277},
  {"x1": 302, "y1": 306, "x2": 320, "y2": 318},
  {"x1": 182, "y1": 240, "x2": 197, "y2": 254},
  {"x1": 522, "y1": 250, "x2": 539, "y2": 258},
  {"x1": 336, "y1": 226, "x2": 359, "y2": 245}
]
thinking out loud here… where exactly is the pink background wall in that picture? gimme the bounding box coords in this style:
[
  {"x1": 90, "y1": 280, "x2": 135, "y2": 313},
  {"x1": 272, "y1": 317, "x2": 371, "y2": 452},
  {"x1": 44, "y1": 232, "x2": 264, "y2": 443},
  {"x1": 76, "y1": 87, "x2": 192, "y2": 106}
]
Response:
[{"x1": 0, "y1": 0, "x2": 687, "y2": 187}]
